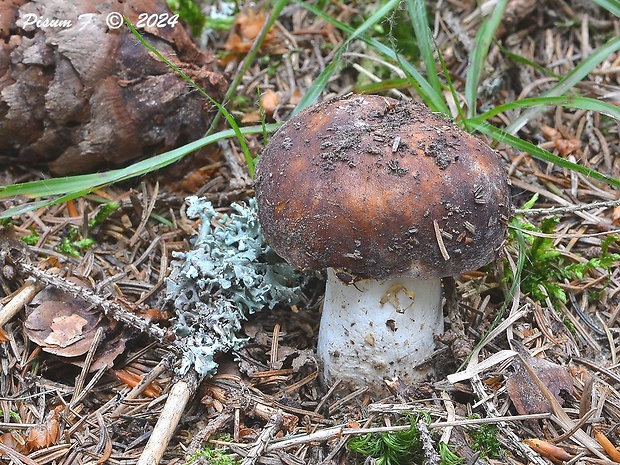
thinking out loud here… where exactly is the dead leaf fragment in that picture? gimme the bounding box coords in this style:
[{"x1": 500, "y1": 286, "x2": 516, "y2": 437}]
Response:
[
  {"x1": 44, "y1": 313, "x2": 88, "y2": 347},
  {"x1": 554, "y1": 138, "x2": 581, "y2": 157},
  {"x1": 524, "y1": 438, "x2": 574, "y2": 462},
  {"x1": 261, "y1": 89, "x2": 279, "y2": 115},
  {"x1": 25, "y1": 300, "x2": 101, "y2": 357},
  {"x1": 506, "y1": 350, "x2": 573, "y2": 415},
  {"x1": 225, "y1": 10, "x2": 276, "y2": 53},
  {"x1": 594, "y1": 429, "x2": 620, "y2": 462},
  {"x1": 24, "y1": 407, "x2": 61, "y2": 453},
  {"x1": 24, "y1": 278, "x2": 127, "y2": 371}
]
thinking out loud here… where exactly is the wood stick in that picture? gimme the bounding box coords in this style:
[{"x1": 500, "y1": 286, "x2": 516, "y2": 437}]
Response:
[
  {"x1": 136, "y1": 374, "x2": 197, "y2": 465},
  {"x1": 0, "y1": 278, "x2": 44, "y2": 326}
]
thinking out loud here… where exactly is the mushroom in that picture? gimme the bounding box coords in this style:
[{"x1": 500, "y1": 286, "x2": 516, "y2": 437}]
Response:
[{"x1": 254, "y1": 94, "x2": 511, "y2": 393}]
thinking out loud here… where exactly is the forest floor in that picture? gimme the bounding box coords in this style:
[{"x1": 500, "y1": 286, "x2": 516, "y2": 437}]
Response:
[{"x1": 1, "y1": 0, "x2": 620, "y2": 464}]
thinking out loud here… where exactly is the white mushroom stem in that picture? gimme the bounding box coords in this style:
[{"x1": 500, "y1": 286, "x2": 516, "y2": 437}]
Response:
[{"x1": 317, "y1": 268, "x2": 444, "y2": 392}]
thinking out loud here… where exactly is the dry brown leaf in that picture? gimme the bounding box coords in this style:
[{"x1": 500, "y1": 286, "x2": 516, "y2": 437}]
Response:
[
  {"x1": 554, "y1": 138, "x2": 581, "y2": 157},
  {"x1": 506, "y1": 350, "x2": 573, "y2": 415},
  {"x1": 225, "y1": 10, "x2": 277, "y2": 54},
  {"x1": 24, "y1": 277, "x2": 127, "y2": 370},
  {"x1": 25, "y1": 300, "x2": 101, "y2": 357},
  {"x1": 261, "y1": 89, "x2": 279, "y2": 115},
  {"x1": 44, "y1": 313, "x2": 88, "y2": 347},
  {"x1": 25, "y1": 407, "x2": 61, "y2": 453},
  {"x1": 0, "y1": 431, "x2": 26, "y2": 454}
]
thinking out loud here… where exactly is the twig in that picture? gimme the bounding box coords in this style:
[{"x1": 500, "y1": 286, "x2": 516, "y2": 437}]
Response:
[
  {"x1": 93, "y1": 411, "x2": 113, "y2": 463},
  {"x1": 440, "y1": 391, "x2": 456, "y2": 445},
  {"x1": 418, "y1": 420, "x2": 441, "y2": 465},
  {"x1": 433, "y1": 220, "x2": 451, "y2": 261},
  {"x1": 259, "y1": 414, "x2": 552, "y2": 452},
  {"x1": 17, "y1": 262, "x2": 169, "y2": 343},
  {"x1": 71, "y1": 327, "x2": 105, "y2": 405},
  {"x1": 185, "y1": 409, "x2": 234, "y2": 459},
  {"x1": 0, "y1": 278, "x2": 44, "y2": 326},
  {"x1": 0, "y1": 442, "x2": 39, "y2": 465},
  {"x1": 573, "y1": 357, "x2": 620, "y2": 384},
  {"x1": 129, "y1": 182, "x2": 159, "y2": 247},
  {"x1": 510, "y1": 178, "x2": 612, "y2": 230},
  {"x1": 110, "y1": 354, "x2": 173, "y2": 419},
  {"x1": 470, "y1": 374, "x2": 550, "y2": 465},
  {"x1": 136, "y1": 372, "x2": 198, "y2": 465},
  {"x1": 217, "y1": 140, "x2": 251, "y2": 189},
  {"x1": 514, "y1": 198, "x2": 620, "y2": 216},
  {"x1": 328, "y1": 386, "x2": 369, "y2": 415},
  {"x1": 241, "y1": 412, "x2": 284, "y2": 465},
  {"x1": 550, "y1": 409, "x2": 597, "y2": 444}
]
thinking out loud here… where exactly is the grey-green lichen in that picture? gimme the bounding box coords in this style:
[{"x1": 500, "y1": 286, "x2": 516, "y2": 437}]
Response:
[{"x1": 166, "y1": 196, "x2": 309, "y2": 379}]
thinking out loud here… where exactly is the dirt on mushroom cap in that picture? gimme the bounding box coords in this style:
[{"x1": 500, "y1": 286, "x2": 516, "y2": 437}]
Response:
[{"x1": 254, "y1": 94, "x2": 512, "y2": 280}]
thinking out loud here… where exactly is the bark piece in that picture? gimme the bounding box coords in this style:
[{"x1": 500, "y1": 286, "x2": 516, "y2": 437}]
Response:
[{"x1": 0, "y1": 0, "x2": 227, "y2": 175}]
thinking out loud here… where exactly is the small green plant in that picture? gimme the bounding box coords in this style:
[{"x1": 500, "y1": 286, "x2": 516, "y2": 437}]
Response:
[
  {"x1": 508, "y1": 195, "x2": 620, "y2": 304},
  {"x1": 468, "y1": 423, "x2": 503, "y2": 459},
  {"x1": 88, "y1": 201, "x2": 120, "y2": 229},
  {"x1": 54, "y1": 228, "x2": 96, "y2": 257},
  {"x1": 22, "y1": 232, "x2": 40, "y2": 246},
  {"x1": 167, "y1": 0, "x2": 207, "y2": 37},
  {"x1": 439, "y1": 442, "x2": 464, "y2": 465},
  {"x1": 346, "y1": 414, "x2": 462, "y2": 465},
  {"x1": 0, "y1": 410, "x2": 22, "y2": 422},
  {"x1": 347, "y1": 416, "x2": 425, "y2": 465},
  {"x1": 186, "y1": 444, "x2": 239, "y2": 465}
]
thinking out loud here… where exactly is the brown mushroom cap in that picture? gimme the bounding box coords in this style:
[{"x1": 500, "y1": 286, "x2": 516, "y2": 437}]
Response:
[{"x1": 254, "y1": 94, "x2": 511, "y2": 280}]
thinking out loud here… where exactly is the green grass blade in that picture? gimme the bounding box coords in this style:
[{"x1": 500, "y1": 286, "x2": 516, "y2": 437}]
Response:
[
  {"x1": 354, "y1": 77, "x2": 411, "y2": 94},
  {"x1": 124, "y1": 18, "x2": 258, "y2": 176},
  {"x1": 293, "y1": 0, "x2": 449, "y2": 113},
  {"x1": 0, "y1": 124, "x2": 281, "y2": 219},
  {"x1": 592, "y1": 0, "x2": 620, "y2": 17},
  {"x1": 292, "y1": 53, "x2": 342, "y2": 115},
  {"x1": 208, "y1": 0, "x2": 290, "y2": 134},
  {"x1": 469, "y1": 121, "x2": 620, "y2": 188},
  {"x1": 471, "y1": 95, "x2": 620, "y2": 122},
  {"x1": 436, "y1": 35, "x2": 466, "y2": 122},
  {"x1": 346, "y1": 0, "x2": 400, "y2": 42},
  {"x1": 497, "y1": 43, "x2": 560, "y2": 79},
  {"x1": 292, "y1": 0, "x2": 399, "y2": 114},
  {"x1": 405, "y1": 0, "x2": 442, "y2": 95},
  {"x1": 506, "y1": 35, "x2": 620, "y2": 134},
  {"x1": 465, "y1": 0, "x2": 508, "y2": 118},
  {"x1": 1, "y1": 191, "x2": 94, "y2": 219}
]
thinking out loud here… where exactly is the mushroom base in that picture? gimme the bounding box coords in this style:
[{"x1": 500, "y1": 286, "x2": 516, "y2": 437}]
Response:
[{"x1": 317, "y1": 268, "x2": 444, "y2": 393}]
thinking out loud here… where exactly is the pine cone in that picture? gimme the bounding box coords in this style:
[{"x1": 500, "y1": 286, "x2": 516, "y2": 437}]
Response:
[{"x1": 0, "y1": 0, "x2": 227, "y2": 175}]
